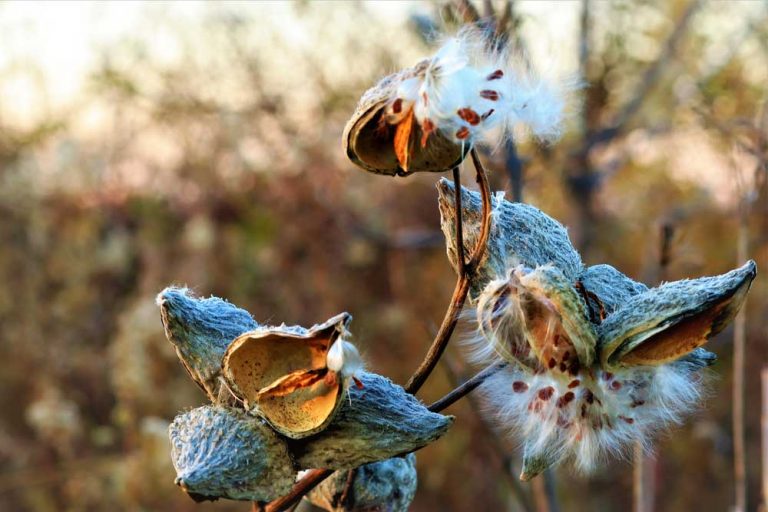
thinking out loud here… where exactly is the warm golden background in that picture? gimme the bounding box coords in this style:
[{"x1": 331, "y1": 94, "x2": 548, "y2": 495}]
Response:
[{"x1": 1, "y1": 1, "x2": 766, "y2": 511}]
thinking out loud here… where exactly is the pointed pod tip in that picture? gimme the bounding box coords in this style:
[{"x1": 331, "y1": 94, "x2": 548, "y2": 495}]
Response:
[{"x1": 519, "y1": 469, "x2": 539, "y2": 482}]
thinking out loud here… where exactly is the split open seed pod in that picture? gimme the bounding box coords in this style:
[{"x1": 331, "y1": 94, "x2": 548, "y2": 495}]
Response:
[
  {"x1": 477, "y1": 264, "x2": 597, "y2": 372},
  {"x1": 157, "y1": 287, "x2": 259, "y2": 402},
  {"x1": 222, "y1": 313, "x2": 353, "y2": 439},
  {"x1": 289, "y1": 372, "x2": 453, "y2": 470},
  {"x1": 598, "y1": 260, "x2": 756, "y2": 370},
  {"x1": 437, "y1": 178, "x2": 583, "y2": 302},
  {"x1": 306, "y1": 454, "x2": 417, "y2": 512},
  {"x1": 169, "y1": 406, "x2": 294, "y2": 502},
  {"x1": 344, "y1": 64, "x2": 468, "y2": 177}
]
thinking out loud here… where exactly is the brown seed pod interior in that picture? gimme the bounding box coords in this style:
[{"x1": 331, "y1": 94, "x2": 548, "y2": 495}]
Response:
[{"x1": 222, "y1": 313, "x2": 351, "y2": 439}]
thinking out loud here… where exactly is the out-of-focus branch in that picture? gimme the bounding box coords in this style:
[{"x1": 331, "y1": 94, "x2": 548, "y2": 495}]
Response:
[
  {"x1": 762, "y1": 367, "x2": 768, "y2": 511},
  {"x1": 589, "y1": 0, "x2": 703, "y2": 147}
]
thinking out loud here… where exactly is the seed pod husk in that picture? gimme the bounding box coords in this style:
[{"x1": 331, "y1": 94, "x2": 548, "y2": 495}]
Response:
[
  {"x1": 169, "y1": 405, "x2": 294, "y2": 502},
  {"x1": 578, "y1": 264, "x2": 649, "y2": 318},
  {"x1": 306, "y1": 454, "x2": 417, "y2": 512},
  {"x1": 437, "y1": 178, "x2": 583, "y2": 303},
  {"x1": 290, "y1": 372, "x2": 453, "y2": 470},
  {"x1": 222, "y1": 313, "x2": 353, "y2": 439},
  {"x1": 343, "y1": 64, "x2": 468, "y2": 177},
  {"x1": 157, "y1": 287, "x2": 259, "y2": 402},
  {"x1": 478, "y1": 265, "x2": 597, "y2": 371},
  {"x1": 598, "y1": 260, "x2": 756, "y2": 370}
]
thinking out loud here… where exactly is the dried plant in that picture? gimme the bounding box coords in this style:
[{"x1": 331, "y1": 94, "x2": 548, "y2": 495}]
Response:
[{"x1": 153, "y1": 18, "x2": 757, "y2": 512}]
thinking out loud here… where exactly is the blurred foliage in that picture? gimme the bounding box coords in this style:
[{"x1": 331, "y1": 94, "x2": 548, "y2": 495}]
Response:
[{"x1": 0, "y1": 1, "x2": 766, "y2": 511}]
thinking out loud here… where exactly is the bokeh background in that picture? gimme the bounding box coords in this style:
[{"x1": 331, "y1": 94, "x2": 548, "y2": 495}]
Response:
[{"x1": 1, "y1": 1, "x2": 766, "y2": 511}]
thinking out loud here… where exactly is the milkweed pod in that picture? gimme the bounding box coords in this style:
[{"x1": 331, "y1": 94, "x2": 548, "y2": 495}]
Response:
[
  {"x1": 477, "y1": 265, "x2": 597, "y2": 372},
  {"x1": 169, "y1": 406, "x2": 294, "y2": 502},
  {"x1": 222, "y1": 313, "x2": 353, "y2": 439},
  {"x1": 306, "y1": 454, "x2": 417, "y2": 512},
  {"x1": 577, "y1": 264, "x2": 649, "y2": 319},
  {"x1": 520, "y1": 445, "x2": 557, "y2": 482},
  {"x1": 157, "y1": 287, "x2": 259, "y2": 402},
  {"x1": 437, "y1": 178, "x2": 583, "y2": 303},
  {"x1": 289, "y1": 372, "x2": 453, "y2": 470},
  {"x1": 598, "y1": 260, "x2": 757, "y2": 370},
  {"x1": 343, "y1": 63, "x2": 468, "y2": 177}
]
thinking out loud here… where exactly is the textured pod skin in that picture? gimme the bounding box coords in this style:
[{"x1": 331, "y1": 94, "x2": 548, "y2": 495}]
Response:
[
  {"x1": 289, "y1": 372, "x2": 453, "y2": 470},
  {"x1": 307, "y1": 454, "x2": 417, "y2": 512},
  {"x1": 169, "y1": 406, "x2": 294, "y2": 502},
  {"x1": 343, "y1": 64, "x2": 468, "y2": 177},
  {"x1": 437, "y1": 178, "x2": 582, "y2": 302},
  {"x1": 157, "y1": 287, "x2": 259, "y2": 402},
  {"x1": 448, "y1": 183, "x2": 758, "y2": 479},
  {"x1": 598, "y1": 260, "x2": 756, "y2": 370},
  {"x1": 222, "y1": 313, "x2": 353, "y2": 439}
]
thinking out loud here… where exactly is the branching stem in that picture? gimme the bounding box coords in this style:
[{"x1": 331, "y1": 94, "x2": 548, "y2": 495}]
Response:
[{"x1": 263, "y1": 149, "x2": 492, "y2": 512}]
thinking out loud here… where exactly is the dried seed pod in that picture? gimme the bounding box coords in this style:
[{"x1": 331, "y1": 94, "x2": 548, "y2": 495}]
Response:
[
  {"x1": 157, "y1": 287, "x2": 259, "y2": 402},
  {"x1": 289, "y1": 372, "x2": 453, "y2": 470},
  {"x1": 477, "y1": 265, "x2": 597, "y2": 372},
  {"x1": 222, "y1": 313, "x2": 354, "y2": 439},
  {"x1": 598, "y1": 260, "x2": 756, "y2": 370},
  {"x1": 169, "y1": 406, "x2": 294, "y2": 502},
  {"x1": 343, "y1": 63, "x2": 468, "y2": 177},
  {"x1": 437, "y1": 178, "x2": 582, "y2": 303},
  {"x1": 306, "y1": 454, "x2": 417, "y2": 512},
  {"x1": 578, "y1": 264, "x2": 649, "y2": 318}
]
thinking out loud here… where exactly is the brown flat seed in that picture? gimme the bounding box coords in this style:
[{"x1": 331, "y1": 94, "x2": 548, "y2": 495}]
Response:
[
  {"x1": 559, "y1": 362, "x2": 567, "y2": 372},
  {"x1": 455, "y1": 127, "x2": 470, "y2": 140},
  {"x1": 568, "y1": 380, "x2": 581, "y2": 388},
  {"x1": 603, "y1": 372, "x2": 614, "y2": 381},
  {"x1": 513, "y1": 381, "x2": 529, "y2": 393},
  {"x1": 480, "y1": 90, "x2": 499, "y2": 101},
  {"x1": 563, "y1": 350, "x2": 570, "y2": 360},
  {"x1": 392, "y1": 98, "x2": 403, "y2": 114},
  {"x1": 619, "y1": 415, "x2": 634, "y2": 424},
  {"x1": 584, "y1": 389, "x2": 594, "y2": 404},
  {"x1": 631, "y1": 400, "x2": 645, "y2": 408},
  {"x1": 487, "y1": 69, "x2": 504, "y2": 80},
  {"x1": 538, "y1": 387, "x2": 554, "y2": 401},
  {"x1": 457, "y1": 108, "x2": 481, "y2": 126},
  {"x1": 610, "y1": 380, "x2": 622, "y2": 391}
]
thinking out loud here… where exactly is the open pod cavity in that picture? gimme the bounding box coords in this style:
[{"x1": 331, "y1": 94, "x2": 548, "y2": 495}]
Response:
[
  {"x1": 222, "y1": 313, "x2": 352, "y2": 439},
  {"x1": 477, "y1": 264, "x2": 597, "y2": 374},
  {"x1": 598, "y1": 261, "x2": 756, "y2": 370},
  {"x1": 343, "y1": 65, "x2": 468, "y2": 176},
  {"x1": 169, "y1": 406, "x2": 294, "y2": 502}
]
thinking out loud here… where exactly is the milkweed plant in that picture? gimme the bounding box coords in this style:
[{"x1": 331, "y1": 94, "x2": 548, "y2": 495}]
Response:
[{"x1": 156, "y1": 26, "x2": 756, "y2": 511}]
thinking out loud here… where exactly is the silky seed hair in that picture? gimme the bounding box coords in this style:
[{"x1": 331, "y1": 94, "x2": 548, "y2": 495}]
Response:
[
  {"x1": 467, "y1": 272, "x2": 709, "y2": 473},
  {"x1": 382, "y1": 26, "x2": 577, "y2": 148}
]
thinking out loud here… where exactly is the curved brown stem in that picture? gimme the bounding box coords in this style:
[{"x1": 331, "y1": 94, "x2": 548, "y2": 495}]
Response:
[
  {"x1": 263, "y1": 150, "x2": 493, "y2": 512},
  {"x1": 263, "y1": 469, "x2": 332, "y2": 512},
  {"x1": 405, "y1": 150, "x2": 492, "y2": 394}
]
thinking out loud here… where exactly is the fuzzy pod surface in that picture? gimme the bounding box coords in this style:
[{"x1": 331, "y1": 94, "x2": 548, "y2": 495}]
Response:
[
  {"x1": 306, "y1": 454, "x2": 418, "y2": 512},
  {"x1": 437, "y1": 178, "x2": 582, "y2": 302},
  {"x1": 289, "y1": 372, "x2": 453, "y2": 470},
  {"x1": 157, "y1": 287, "x2": 259, "y2": 402},
  {"x1": 169, "y1": 405, "x2": 295, "y2": 502}
]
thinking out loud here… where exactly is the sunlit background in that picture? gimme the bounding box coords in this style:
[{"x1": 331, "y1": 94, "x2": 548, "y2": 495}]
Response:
[{"x1": 1, "y1": 1, "x2": 766, "y2": 511}]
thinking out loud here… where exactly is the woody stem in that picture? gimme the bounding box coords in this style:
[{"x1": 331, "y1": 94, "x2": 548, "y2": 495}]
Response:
[
  {"x1": 261, "y1": 151, "x2": 493, "y2": 512},
  {"x1": 404, "y1": 148, "x2": 492, "y2": 394}
]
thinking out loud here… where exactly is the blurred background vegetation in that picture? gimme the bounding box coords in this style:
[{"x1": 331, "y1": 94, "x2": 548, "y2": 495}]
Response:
[{"x1": 0, "y1": 1, "x2": 766, "y2": 511}]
